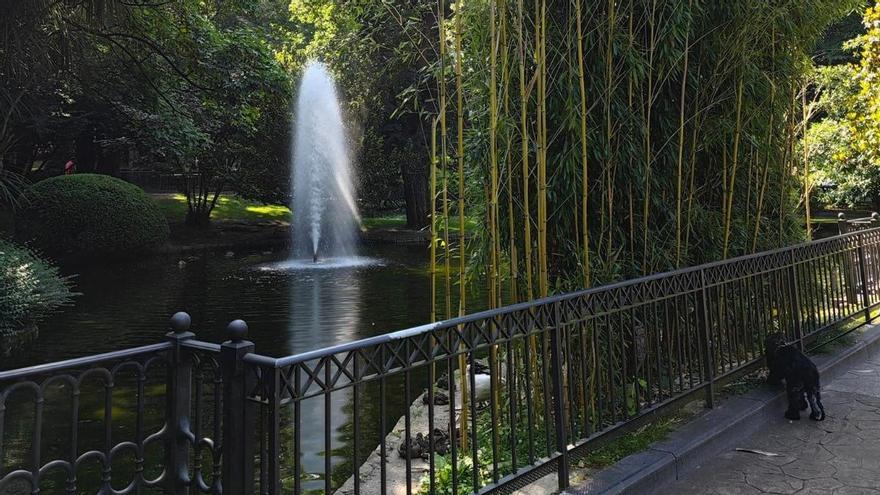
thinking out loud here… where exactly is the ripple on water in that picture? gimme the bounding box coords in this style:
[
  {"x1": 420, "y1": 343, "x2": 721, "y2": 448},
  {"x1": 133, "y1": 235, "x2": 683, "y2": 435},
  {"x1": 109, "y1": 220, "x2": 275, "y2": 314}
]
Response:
[{"x1": 256, "y1": 256, "x2": 385, "y2": 271}]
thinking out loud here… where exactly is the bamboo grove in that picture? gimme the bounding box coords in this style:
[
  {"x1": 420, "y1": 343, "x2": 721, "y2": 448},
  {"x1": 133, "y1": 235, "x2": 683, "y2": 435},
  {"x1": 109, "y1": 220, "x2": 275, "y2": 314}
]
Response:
[
  {"x1": 422, "y1": 2, "x2": 858, "y2": 478},
  {"x1": 427, "y1": 0, "x2": 860, "y2": 318}
]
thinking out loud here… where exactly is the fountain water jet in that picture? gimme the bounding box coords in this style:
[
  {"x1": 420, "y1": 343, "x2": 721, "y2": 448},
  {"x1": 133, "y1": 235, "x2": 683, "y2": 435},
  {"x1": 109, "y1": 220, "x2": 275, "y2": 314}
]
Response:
[{"x1": 290, "y1": 61, "x2": 362, "y2": 265}]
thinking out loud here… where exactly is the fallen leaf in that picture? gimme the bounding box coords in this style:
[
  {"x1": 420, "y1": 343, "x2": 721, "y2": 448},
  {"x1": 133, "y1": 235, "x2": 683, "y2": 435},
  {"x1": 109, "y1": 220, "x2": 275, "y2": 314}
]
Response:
[{"x1": 735, "y1": 448, "x2": 782, "y2": 457}]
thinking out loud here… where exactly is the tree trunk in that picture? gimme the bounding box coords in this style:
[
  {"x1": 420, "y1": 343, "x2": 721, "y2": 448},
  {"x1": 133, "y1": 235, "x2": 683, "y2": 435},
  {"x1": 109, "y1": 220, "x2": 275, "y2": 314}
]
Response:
[
  {"x1": 402, "y1": 159, "x2": 429, "y2": 229},
  {"x1": 185, "y1": 208, "x2": 212, "y2": 227},
  {"x1": 75, "y1": 128, "x2": 99, "y2": 173}
]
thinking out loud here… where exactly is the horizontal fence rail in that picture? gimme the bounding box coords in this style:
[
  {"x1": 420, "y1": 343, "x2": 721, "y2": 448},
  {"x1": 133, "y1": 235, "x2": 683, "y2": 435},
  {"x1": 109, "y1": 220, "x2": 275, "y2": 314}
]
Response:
[
  {"x1": 838, "y1": 211, "x2": 879, "y2": 234},
  {"x1": 3, "y1": 228, "x2": 880, "y2": 494}
]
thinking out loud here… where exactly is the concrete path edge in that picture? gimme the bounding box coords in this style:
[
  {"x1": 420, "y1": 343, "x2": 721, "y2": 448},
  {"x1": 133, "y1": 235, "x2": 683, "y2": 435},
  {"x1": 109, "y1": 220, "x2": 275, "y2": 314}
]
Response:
[{"x1": 567, "y1": 323, "x2": 880, "y2": 495}]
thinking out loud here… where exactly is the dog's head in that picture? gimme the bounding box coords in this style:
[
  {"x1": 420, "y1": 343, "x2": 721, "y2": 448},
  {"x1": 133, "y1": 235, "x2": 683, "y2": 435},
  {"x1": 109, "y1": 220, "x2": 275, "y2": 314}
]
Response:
[{"x1": 765, "y1": 332, "x2": 787, "y2": 357}]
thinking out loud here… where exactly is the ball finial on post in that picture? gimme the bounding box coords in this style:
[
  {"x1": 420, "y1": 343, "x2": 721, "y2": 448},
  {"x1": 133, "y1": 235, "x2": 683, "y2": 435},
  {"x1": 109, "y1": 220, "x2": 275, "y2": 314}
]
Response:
[
  {"x1": 838, "y1": 212, "x2": 846, "y2": 221},
  {"x1": 169, "y1": 312, "x2": 192, "y2": 334},
  {"x1": 872, "y1": 212, "x2": 879, "y2": 222},
  {"x1": 226, "y1": 319, "x2": 249, "y2": 343}
]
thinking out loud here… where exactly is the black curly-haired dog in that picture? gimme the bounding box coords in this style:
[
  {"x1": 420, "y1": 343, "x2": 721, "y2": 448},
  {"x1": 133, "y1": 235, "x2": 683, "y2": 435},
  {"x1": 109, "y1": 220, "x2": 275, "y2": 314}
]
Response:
[{"x1": 765, "y1": 333, "x2": 825, "y2": 421}]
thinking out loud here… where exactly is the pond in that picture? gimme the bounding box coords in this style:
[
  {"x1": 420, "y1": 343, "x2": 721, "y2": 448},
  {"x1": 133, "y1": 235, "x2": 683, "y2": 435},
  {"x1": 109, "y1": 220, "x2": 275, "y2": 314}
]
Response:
[
  {"x1": 2, "y1": 244, "x2": 485, "y2": 493},
  {"x1": 5, "y1": 245, "x2": 450, "y2": 368}
]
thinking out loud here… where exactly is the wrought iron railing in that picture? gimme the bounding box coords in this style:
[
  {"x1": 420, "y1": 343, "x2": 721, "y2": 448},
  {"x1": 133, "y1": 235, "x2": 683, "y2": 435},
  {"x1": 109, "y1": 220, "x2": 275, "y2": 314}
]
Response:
[
  {"x1": 838, "y1": 211, "x2": 879, "y2": 234},
  {"x1": 2, "y1": 228, "x2": 880, "y2": 494}
]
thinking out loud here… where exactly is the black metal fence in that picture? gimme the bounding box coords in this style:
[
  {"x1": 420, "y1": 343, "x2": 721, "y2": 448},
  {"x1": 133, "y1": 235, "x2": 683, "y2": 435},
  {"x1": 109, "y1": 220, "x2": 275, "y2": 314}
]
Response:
[
  {"x1": 3, "y1": 228, "x2": 880, "y2": 494},
  {"x1": 838, "y1": 212, "x2": 879, "y2": 234}
]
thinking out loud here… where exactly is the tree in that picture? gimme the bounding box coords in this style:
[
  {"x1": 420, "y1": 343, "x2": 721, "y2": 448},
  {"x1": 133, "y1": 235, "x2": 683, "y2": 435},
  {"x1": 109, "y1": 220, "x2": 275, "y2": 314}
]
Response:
[
  {"x1": 1, "y1": 0, "x2": 294, "y2": 224},
  {"x1": 847, "y1": 3, "x2": 880, "y2": 166},
  {"x1": 809, "y1": 3, "x2": 880, "y2": 210}
]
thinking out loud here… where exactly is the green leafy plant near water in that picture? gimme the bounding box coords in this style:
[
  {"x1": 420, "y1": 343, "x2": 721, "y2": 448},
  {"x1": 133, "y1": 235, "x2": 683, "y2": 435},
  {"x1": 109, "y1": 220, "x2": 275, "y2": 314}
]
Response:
[{"x1": 0, "y1": 239, "x2": 76, "y2": 337}]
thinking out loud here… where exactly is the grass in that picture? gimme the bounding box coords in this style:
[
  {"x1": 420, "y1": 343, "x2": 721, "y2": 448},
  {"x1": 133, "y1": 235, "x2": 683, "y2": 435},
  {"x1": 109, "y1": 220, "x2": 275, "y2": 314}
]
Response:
[
  {"x1": 152, "y1": 193, "x2": 477, "y2": 232},
  {"x1": 577, "y1": 415, "x2": 686, "y2": 469},
  {"x1": 361, "y1": 214, "x2": 407, "y2": 229},
  {"x1": 153, "y1": 193, "x2": 291, "y2": 222}
]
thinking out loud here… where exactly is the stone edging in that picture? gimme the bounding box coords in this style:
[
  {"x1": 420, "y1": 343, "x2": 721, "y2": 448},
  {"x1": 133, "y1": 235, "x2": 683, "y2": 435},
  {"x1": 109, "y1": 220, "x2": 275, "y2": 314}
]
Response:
[{"x1": 567, "y1": 323, "x2": 880, "y2": 495}]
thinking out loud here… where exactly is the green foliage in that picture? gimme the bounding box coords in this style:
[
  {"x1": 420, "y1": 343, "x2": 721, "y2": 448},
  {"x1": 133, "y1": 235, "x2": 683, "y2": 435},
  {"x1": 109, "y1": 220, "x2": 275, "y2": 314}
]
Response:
[
  {"x1": 15, "y1": 174, "x2": 169, "y2": 259},
  {"x1": 809, "y1": 4, "x2": 880, "y2": 210},
  {"x1": 846, "y1": 3, "x2": 880, "y2": 165},
  {"x1": 0, "y1": 239, "x2": 75, "y2": 336},
  {"x1": 416, "y1": 453, "x2": 490, "y2": 495}
]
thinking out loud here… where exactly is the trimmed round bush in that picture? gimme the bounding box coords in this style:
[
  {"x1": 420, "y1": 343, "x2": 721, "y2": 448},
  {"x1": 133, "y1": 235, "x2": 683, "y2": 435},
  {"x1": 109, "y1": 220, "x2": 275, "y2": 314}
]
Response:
[
  {"x1": 0, "y1": 239, "x2": 75, "y2": 338},
  {"x1": 15, "y1": 174, "x2": 170, "y2": 259}
]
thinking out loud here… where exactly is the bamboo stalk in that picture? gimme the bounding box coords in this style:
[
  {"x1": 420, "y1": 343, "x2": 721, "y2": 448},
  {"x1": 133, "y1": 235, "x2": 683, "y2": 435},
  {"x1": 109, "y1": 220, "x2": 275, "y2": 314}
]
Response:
[
  {"x1": 536, "y1": 0, "x2": 548, "y2": 297},
  {"x1": 576, "y1": 0, "x2": 590, "y2": 288},
  {"x1": 752, "y1": 30, "x2": 775, "y2": 253},
  {"x1": 627, "y1": 0, "x2": 635, "y2": 262},
  {"x1": 517, "y1": 0, "x2": 533, "y2": 302},
  {"x1": 454, "y1": 0, "x2": 466, "y2": 316},
  {"x1": 604, "y1": 0, "x2": 616, "y2": 262},
  {"x1": 683, "y1": 61, "x2": 702, "y2": 261},
  {"x1": 452, "y1": 0, "x2": 470, "y2": 453},
  {"x1": 802, "y1": 85, "x2": 812, "y2": 240},
  {"x1": 642, "y1": 0, "x2": 658, "y2": 274},
  {"x1": 439, "y1": 0, "x2": 451, "y2": 321},
  {"x1": 502, "y1": 2, "x2": 517, "y2": 304},
  {"x1": 489, "y1": 0, "x2": 499, "y2": 310},
  {"x1": 675, "y1": 0, "x2": 692, "y2": 267},
  {"x1": 780, "y1": 87, "x2": 796, "y2": 246},
  {"x1": 722, "y1": 76, "x2": 744, "y2": 259},
  {"x1": 431, "y1": 118, "x2": 439, "y2": 323}
]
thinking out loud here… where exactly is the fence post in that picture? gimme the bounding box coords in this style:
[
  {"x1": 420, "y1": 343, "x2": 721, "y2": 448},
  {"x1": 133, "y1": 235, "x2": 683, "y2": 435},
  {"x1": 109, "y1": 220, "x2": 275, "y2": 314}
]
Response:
[
  {"x1": 857, "y1": 232, "x2": 873, "y2": 324},
  {"x1": 838, "y1": 212, "x2": 847, "y2": 235},
  {"x1": 221, "y1": 319, "x2": 256, "y2": 493},
  {"x1": 548, "y1": 302, "x2": 569, "y2": 491},
  {"x1": 696, "y1": 269, "x2": 715, "y2": 408},
  {"x1": 165, "y1": 312, "x2": 195, "y2": 494}
]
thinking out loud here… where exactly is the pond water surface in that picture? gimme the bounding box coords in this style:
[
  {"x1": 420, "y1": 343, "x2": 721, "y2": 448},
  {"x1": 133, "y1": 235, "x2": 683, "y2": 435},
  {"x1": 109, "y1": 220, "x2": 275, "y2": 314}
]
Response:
[{"x1": 3, "y1": 245, "x2": 484, "y2": 492}]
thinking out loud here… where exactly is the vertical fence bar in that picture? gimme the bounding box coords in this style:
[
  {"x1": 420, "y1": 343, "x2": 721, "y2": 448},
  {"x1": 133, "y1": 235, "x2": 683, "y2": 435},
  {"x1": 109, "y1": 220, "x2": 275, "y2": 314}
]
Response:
[
  {"x1": 696, "y1": 269, "x2": 715, "y2": 408},
  {"x1": 165, "y1": 312, "x2": 194, "y2": 494},
  {"x1": 265, "y1": 367, "x2": 281, "y2": 495},
  {"x1": 786, "y1": 255, "x2": 805, "y2": 349},
  {"x1": 221, "y1": 319, "x2": 256, "y2": 493},
  {"x1": 858, "y1": 232, "x2": 873, "y2": 324},
  {"x1": 550, "y1": 303, "x2": 569, "y2": 491}
]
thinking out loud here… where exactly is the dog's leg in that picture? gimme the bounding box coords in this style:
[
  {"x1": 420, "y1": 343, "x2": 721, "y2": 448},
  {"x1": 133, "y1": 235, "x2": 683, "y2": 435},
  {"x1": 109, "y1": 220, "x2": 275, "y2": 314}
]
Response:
[
  {"x1": 808, "y1": 388, "x2": 825, "y2": 421},
  {"x1": 785, "y1": 384, "x2": 802, "y2": 420},
  {"x1": 767, "y1": 369, "x2": 782, "y2": 386}
]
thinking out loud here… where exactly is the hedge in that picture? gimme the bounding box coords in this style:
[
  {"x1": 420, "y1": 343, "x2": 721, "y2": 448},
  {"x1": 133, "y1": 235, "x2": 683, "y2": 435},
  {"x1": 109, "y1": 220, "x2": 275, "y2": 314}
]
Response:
[{"x1": 15, "y1": 174, "x2": 170, "y2": 259}]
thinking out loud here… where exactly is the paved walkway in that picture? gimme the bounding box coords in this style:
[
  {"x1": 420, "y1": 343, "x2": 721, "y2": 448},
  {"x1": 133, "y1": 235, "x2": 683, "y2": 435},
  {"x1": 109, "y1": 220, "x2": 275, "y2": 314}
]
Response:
[{"x1": 666, "y1": 353, "x2": 880, "y2": 494}]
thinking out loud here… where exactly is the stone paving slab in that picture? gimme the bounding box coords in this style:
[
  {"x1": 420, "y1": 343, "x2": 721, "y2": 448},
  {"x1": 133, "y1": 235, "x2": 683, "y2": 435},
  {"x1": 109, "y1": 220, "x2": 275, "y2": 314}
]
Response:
[{"x1": 662, "y1": 356, "x2": 880, "y2": 494}]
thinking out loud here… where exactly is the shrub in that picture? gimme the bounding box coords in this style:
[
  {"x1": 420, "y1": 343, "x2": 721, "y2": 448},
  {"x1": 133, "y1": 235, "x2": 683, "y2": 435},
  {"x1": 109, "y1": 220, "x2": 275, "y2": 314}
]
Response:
[
  {"x1": 15, "y1": 174, "x2": 170, "y2": 259},
  {"x1": 0, "y1": 239, "x2": 76, "y2": 337}
]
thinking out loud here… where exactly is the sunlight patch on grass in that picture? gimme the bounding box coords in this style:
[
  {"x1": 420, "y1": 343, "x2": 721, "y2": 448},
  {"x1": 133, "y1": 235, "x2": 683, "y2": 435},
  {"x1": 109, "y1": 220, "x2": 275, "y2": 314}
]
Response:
[
  {"x1": 153, "y1": 193, "x2": 291, "y2": 222},
  {"x1": 244, "y1": 203, "x2": 290, "y2": 219}
]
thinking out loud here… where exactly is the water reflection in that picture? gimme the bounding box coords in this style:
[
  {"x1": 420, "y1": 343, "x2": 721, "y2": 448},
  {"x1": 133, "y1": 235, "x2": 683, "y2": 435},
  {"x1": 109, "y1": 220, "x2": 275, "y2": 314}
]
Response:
[{"x1": 288, "y1": 264, "x2": 364, "y2": 487}]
